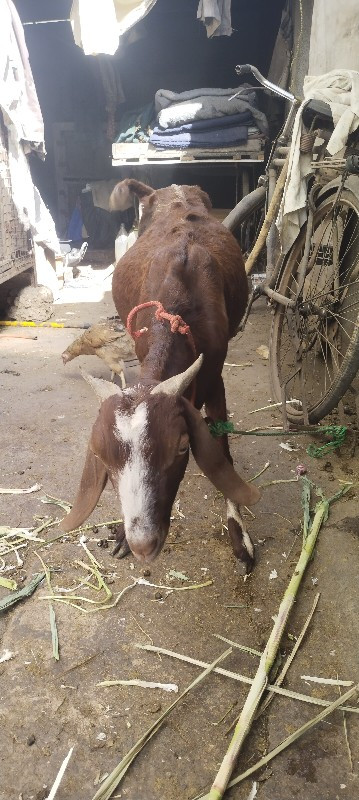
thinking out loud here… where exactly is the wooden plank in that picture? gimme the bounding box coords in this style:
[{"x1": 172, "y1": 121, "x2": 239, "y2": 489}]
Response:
[
  {"x1": 112, "y1": 140, "x2": 264, "y2": 166},
  {"x1": 113, "y1": 153, "x2": 264, "y2": 166},
  {"x1": 0, "y1": 259, "x2": 34, "y2": 286}
]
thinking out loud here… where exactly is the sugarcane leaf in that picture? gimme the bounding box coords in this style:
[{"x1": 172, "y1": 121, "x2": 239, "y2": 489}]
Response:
[
  {"x1": 49, "y1": 603, "x2": 59, "y2": 660},
  {"x1": 0, "y1": 572, "x2": 45, "y2": 613},
  {"x1": 301, "y1": 477, "x2": 311, "y2": 542},
  {"x1": 91, "y1": 648, "x2": 232, "y2": 800},
  {"x1": 0, "y1": 576, "x2": 17, "y2": 591},
  {"x1": 193, "y1": 683, "x2": 359, "y2": 799}
]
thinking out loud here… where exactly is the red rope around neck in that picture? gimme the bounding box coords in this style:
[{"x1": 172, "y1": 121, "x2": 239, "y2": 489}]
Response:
[
  {"x1": 126, "y1": 300, "x2": 197, "y2": 404},
  {"x1": 126, "y1": 300, "x2": 197, "y2": 359}
]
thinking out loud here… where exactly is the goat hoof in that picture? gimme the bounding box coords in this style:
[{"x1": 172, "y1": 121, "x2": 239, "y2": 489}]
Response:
[
  {"x1": 234, "y1": 547, "x2": 254, "y2": 575},
  {"x1": 236, "y1": 559, "x2": 252, "y2": 576},
  {"x1": 114, "y1": 540, "x2": 131, "y2": 559}
]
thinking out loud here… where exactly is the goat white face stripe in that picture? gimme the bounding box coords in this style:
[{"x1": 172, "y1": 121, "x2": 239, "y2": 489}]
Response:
[
  {"x1": 115, "y1": 402, "x2": 153, "y2": 543},
  {"x1": 226, "y1": 500, "x2": 254, "y2": 558}
]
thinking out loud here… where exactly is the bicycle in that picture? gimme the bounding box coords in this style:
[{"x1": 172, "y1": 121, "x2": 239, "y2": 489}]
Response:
[{"x1": 223, "y1": 65, "x2": 359, "y2": 426}]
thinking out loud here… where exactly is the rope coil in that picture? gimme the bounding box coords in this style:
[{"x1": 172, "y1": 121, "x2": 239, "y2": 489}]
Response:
[
  {"x1": 126, "y1": 300, "x2": 197, "y2": 404},
  {"x1": 126, "y1": 300, "x2": 196, "y2": 358}
]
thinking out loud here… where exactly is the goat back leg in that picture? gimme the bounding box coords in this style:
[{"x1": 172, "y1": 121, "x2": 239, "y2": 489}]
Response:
[
  {"x1": 226, "y1": 500, "x2": 254, "y2": 575},
  {"x1": 111, "y1": 522, "x2": 131, "y2": 559},
  {"x1": 205, "y1": 377, "x2": 254, "y2": 574}
]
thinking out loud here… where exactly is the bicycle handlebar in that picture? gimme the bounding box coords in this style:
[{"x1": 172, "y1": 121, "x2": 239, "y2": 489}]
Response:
[{"x1": 235, "y1": 63, "x2": 298, "y2": 104}]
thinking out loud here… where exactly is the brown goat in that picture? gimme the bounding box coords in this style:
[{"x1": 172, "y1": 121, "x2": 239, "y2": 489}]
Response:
[{"x1": 62, "y1": 181, "x2": 260, "y2": 572}]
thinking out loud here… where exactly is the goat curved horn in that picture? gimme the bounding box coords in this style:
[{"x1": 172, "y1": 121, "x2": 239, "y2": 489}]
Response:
[
  {"x1": 81, "y1": 370, "x2": 123, "y2": 403},
  {"x1": 150, "y1": 353, "x2": 203, "y2": 397}
]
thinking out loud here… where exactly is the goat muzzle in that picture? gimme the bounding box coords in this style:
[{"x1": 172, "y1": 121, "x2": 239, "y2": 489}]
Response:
[{"x1": 129, "y1": 534, "x2": 161, "y2": 563}]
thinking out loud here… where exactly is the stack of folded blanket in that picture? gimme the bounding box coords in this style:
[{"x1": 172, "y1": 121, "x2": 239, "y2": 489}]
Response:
[{"x1": 149, "y1": 86, "x2": 268, "y2": 151}]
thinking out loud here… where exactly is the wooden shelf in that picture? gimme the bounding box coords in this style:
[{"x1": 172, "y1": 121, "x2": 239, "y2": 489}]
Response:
[{"x1": 112, "y1": 140, "x2": 264, "y2": 166}]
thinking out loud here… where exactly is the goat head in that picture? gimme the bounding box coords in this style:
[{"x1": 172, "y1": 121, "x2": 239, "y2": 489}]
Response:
[{"x1": 62, "y1": 359, "x2": 260, "y2": 563}]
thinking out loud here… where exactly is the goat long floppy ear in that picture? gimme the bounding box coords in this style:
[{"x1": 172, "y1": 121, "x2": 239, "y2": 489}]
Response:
[
  {"x1": 61, "y1": 446, "x2": 108, "y2": 532},
  {"x1": 183, "y1": 400, "x2": 261, "y2": 507},
  {"x1": 109, "y1": 179, "x2": 154, "y2": 211}
]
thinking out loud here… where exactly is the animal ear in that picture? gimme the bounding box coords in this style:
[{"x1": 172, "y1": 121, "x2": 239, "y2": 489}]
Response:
[
  {"x1": 61, "y1": 446, "x2": 108, "y2": 532},
  {"x1": 183, "y1": 400, "x2": 261, "y2": 507},
  {"x1": 109, "y1": 179, "x2": 154, "y2": 211}
]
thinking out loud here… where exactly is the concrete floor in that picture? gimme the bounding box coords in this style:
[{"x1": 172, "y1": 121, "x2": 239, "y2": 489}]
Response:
[{"x1": 0, "y1": 279, "x2": 358, "y2": 800}]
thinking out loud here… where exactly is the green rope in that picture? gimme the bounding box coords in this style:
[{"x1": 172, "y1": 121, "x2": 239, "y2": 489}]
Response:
[
  {"x1": 208, "y1": 420, "x2": 348, "y2": 458},
  {"x1": 306, "y1": 426, "x2": 347, "y2": 457}
]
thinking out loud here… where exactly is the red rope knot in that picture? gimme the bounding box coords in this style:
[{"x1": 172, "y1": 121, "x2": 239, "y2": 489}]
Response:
[{"x1": 127, "y1": 300, "x2": 196, "y2": 358}]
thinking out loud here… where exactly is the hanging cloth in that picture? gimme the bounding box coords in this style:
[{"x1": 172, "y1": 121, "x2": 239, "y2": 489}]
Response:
[
  {"x1": 96, "y1": 56, "x2": 125, "y2": 140},
  {"x1": 0, "y1": 0, "x2": 44, "y2": 152},
  {"x1": 197, "y1": 1, "x2": 232, "y2": 38},
  {"x1": 277, "y1": 69, "x2": 359, "y2": 254}
]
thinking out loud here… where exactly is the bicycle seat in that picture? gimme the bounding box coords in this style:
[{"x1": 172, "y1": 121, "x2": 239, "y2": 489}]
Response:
[{"x1": 302, "y1": 99, "x2": 333, "y2": 129}]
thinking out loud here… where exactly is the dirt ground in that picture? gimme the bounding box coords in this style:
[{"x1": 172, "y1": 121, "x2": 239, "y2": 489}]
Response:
[{"x1": 0, "y1": 280, "x2": 359, "y2": 800}]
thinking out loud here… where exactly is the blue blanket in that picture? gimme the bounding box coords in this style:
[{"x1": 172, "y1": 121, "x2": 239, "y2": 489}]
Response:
[{"x1": 149, "y1": 124, "x2": 249, "y2": 149}]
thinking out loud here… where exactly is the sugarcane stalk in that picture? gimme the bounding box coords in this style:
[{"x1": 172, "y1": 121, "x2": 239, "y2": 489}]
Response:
[{"x1": 208, "y1": 481, "x2": 349, "y2": 800}]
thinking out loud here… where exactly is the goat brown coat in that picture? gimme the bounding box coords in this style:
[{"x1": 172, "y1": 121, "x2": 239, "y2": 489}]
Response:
[
  {"x1": 112, "y1": 182, "x2": 248, "y2": 410},
  {"x1": 64, "y1": 181, "x2": 260, "y2": 571}
]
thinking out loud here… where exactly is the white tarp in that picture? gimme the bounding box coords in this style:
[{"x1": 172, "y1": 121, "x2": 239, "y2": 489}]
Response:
[
  {"x1": 0, "y1": 0, "x2": 44, "y2": 151},
  {"x1": 70, "y1": 0, "x2": 158, "y2": 56},
  {"x1": 0, "y1": 0, "x2": 60, "y2": 294}
]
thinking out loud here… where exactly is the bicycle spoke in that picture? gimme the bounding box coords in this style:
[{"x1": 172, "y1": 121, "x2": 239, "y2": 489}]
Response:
[
  {"x1": 316, "y1": 325, "x2": 344, "y2": 362},
  {"x1": 325, "y1": 316, "x2": 340, "y2": 372},
  {"x1": 272, "y1": 190, "x2": 359, "y2": 421},
  {"x1": 337, "y1": 212, "x2": 359, "y2": 265},
  {"x1": 338, "y1": 295, "x2": 359, "y2": 314},
  {"x1": 306, "y1": 276, "x2": 359, "y2": 304},
  {"x1": 328, "y1": 310, "x2": 359, "y2": 332}
]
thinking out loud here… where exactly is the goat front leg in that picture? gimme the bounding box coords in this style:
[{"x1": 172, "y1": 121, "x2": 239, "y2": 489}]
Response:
[
  {"x1": 111, "y1": 522, "x2": 131, "y2": 559},
  {"x1": 205, "y1": 376, "x2": 255, "y2": 575}
]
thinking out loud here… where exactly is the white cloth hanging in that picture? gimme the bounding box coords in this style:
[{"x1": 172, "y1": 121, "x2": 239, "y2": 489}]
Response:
[{"x1": 277, "y1": 69, "x2": 359, "y2": 254}]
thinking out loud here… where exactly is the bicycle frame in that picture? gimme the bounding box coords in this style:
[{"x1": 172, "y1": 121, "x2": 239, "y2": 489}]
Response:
[
  {"x1": 233, "y1": 65, "x2": 359, "y2": 427},
  {"x1": 234, "y1": 64, "x2": 352, "y2": 319}
]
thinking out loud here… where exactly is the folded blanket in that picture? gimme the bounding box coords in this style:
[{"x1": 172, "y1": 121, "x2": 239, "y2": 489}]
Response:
[
  {"x1": 155, "y1": 86, "x2": 256, "y2": 112},
  {"x1": 155, "y1": 86, "x2": 268, "y2": 135},
  {"x1": 149, "y1": 124, "x2": 248, "y2": 149},
  {"x1": 154, "y1": 110, "x2": 254, "y2": 135}
]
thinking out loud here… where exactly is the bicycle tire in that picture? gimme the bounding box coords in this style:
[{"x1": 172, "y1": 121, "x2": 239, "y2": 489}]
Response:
[
  {"x1": 222, "y1": 186, "x2": 266, "y2": 231},
  {"x1": 222, "y1": 186, "x2": 266, "y2": 259},
  {"x1": 270, "y1": 187, "x2": 359, "y2": 424}
]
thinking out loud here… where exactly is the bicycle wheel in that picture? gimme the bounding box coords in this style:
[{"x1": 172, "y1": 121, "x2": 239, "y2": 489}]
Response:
[
  {"x1": 270, "y1": 187, "x2": 359, "y2": 424},
  {"x1": 222, "y1": 186, "x2": 266, "y2": 259}
]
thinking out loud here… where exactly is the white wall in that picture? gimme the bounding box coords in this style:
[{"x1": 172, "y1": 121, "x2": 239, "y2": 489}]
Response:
[
  {"x1": 309, "y1": 0, "x2": 359, "y2": 74},
  {"x1": 290, "y1": 0, "x2": 314, "y2": 96}
]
